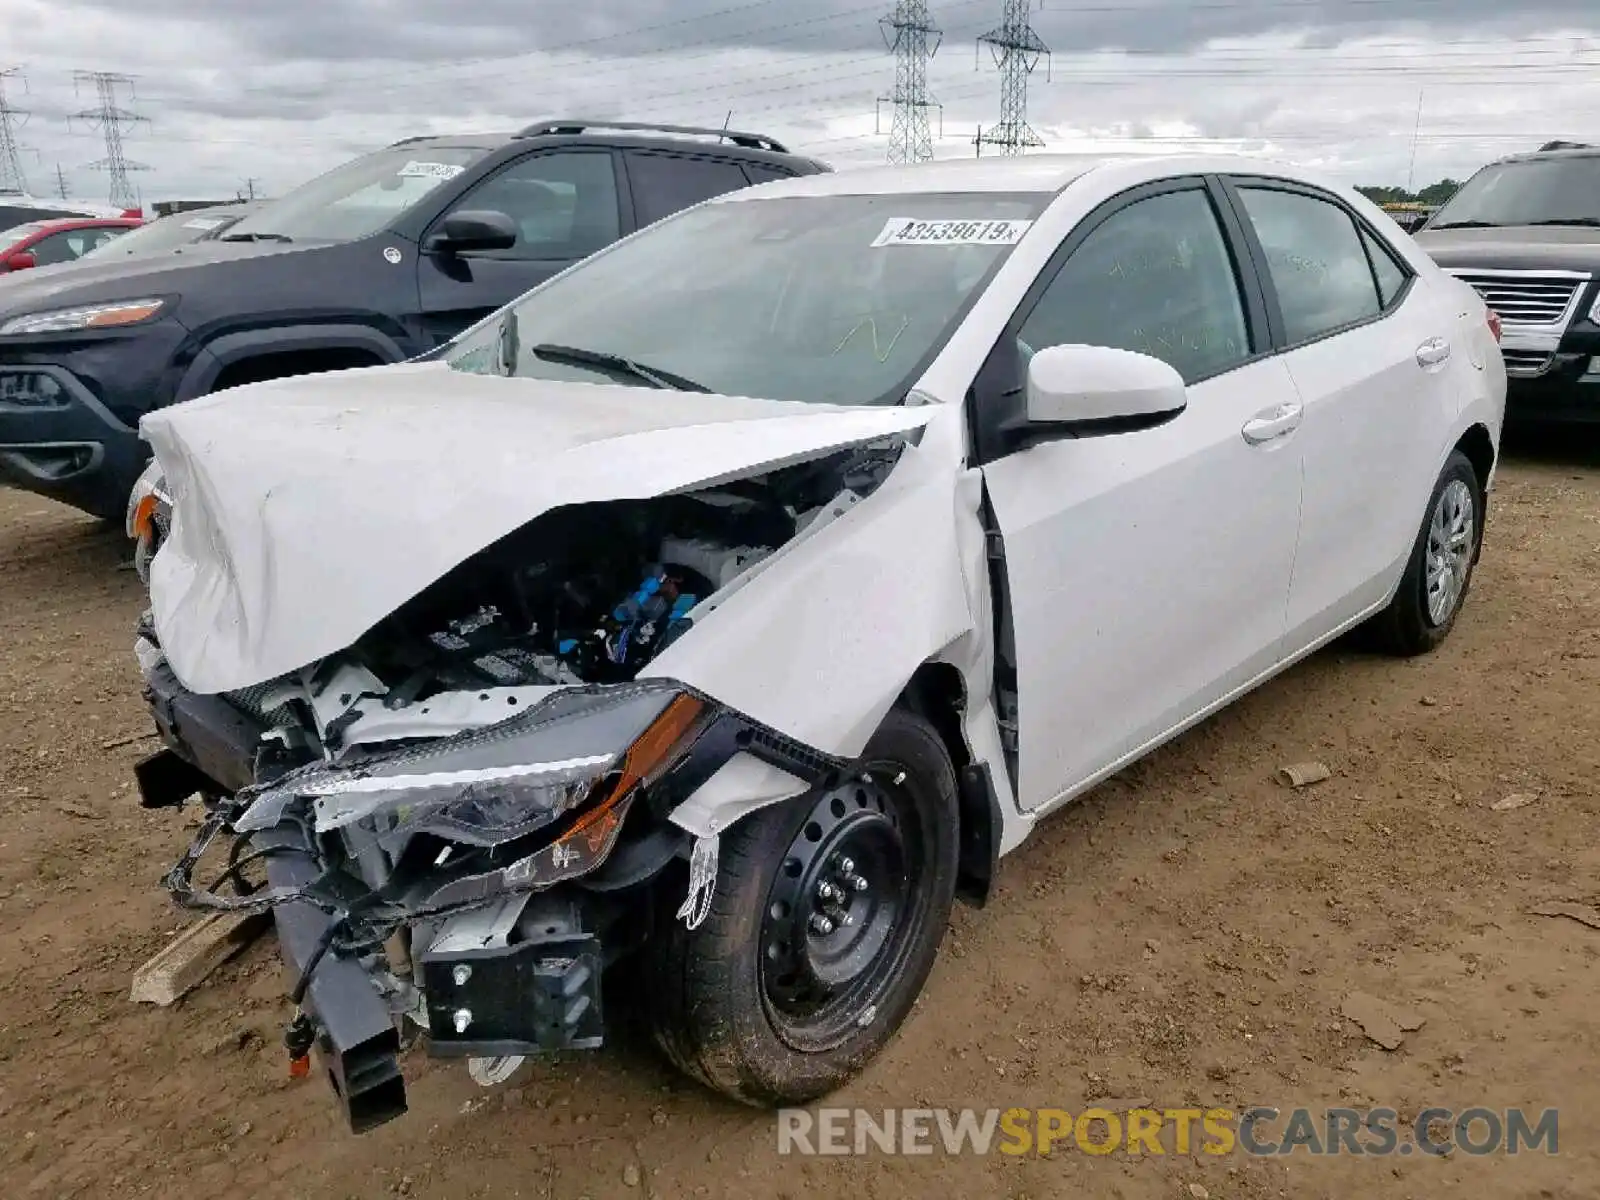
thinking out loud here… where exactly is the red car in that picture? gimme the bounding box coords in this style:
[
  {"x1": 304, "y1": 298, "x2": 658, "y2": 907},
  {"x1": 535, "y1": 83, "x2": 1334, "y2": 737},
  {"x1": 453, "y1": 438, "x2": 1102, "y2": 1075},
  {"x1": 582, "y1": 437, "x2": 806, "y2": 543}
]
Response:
[{"x1": 0, "y1": 216, "x2": 144, "y2": 273}]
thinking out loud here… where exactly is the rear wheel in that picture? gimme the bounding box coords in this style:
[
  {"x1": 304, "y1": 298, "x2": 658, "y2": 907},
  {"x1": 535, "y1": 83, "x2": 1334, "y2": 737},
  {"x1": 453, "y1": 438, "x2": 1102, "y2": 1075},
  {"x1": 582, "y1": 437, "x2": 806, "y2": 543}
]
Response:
[
  {"x1": 1366, "y1": 449, "x2": 1483, "y2": 656},
  {"x1": 646, "y1": 705, "x2": 960, "y2": 1105}
]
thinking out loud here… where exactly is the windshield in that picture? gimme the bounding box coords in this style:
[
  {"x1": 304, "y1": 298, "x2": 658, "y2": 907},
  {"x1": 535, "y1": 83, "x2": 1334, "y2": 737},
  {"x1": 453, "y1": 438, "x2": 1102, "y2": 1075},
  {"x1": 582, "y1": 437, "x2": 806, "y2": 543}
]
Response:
[
  {"x1": 80, "y1": 211, "x2": 236, "y2": 259},
  {"x1": 1427, "y1": 156, "x2": 1600, "y2": 229},
  {"x1": 221, "y1": 145, "x2": 485, "y2": 244},
  {"x1": 444, "y1": 191, "x2": 1049, "y2": 405}
]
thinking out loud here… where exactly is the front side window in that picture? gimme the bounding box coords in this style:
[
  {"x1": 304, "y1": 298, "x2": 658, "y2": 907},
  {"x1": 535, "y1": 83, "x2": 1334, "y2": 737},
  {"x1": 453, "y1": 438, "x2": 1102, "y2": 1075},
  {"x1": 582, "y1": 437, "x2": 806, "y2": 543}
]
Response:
[
  {"x1": 439, "y1": 151, "x2": 620, "y2": 260},
  {"x1": 1238, "y1": 187, "x2": 1381, "y2": 345},
  {"x1": 1427, "y1": 156, "x2": 1600, "y2": 229},
  {"x1": 1019, "y1": 187, "x2": 1252, "y2": 385},
  {"x1": 220, "y1": 144, "x2": 487, "y2": 245},
  {"x1": 444, "y1": 191, "x2": 1050, "y2": 406}
]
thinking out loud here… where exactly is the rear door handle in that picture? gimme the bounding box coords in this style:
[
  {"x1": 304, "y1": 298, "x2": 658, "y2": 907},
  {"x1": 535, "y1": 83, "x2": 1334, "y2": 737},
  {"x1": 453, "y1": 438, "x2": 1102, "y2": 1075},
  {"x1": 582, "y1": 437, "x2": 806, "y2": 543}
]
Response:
[
  {"x1": 1241, "y1": 401, "x2": 1303, "y2": 445},
  {"x1": 1416, "y1": 337, "x2": 1451, "y2": 368}
]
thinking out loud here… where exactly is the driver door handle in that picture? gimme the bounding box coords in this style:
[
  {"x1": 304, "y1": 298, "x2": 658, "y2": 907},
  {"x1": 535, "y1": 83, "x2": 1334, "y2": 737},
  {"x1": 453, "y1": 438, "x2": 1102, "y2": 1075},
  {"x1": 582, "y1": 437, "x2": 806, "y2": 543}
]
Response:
[{"x1": 1241, "y1": 401, "x2": 1303, "y2": 445}]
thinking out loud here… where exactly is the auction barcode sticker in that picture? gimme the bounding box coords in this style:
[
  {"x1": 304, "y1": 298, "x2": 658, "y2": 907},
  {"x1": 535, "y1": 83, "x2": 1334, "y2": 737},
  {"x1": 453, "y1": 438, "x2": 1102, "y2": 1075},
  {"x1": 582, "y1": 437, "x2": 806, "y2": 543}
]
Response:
[
  {"x1": 871, "y1": 217, "x2": 1033, "y2": 247},
  {"x1": 398, "y1": 160, "x2": 466, "y2": 181}
]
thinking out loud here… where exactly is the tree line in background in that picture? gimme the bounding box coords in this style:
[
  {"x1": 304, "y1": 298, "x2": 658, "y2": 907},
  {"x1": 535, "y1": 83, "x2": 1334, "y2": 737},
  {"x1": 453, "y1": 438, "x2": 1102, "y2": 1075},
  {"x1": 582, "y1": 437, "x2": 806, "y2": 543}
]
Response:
[{"x1": 1357, "y1": 180, "x2": 1461, "y2": 206}]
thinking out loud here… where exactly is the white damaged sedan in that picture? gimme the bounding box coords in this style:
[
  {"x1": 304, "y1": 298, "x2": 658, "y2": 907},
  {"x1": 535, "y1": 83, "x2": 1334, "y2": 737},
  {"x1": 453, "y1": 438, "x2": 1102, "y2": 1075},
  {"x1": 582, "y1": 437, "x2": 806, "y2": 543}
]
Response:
[{"x1": 131, "y1": 153, "x2": 1505, "y2": 1131}]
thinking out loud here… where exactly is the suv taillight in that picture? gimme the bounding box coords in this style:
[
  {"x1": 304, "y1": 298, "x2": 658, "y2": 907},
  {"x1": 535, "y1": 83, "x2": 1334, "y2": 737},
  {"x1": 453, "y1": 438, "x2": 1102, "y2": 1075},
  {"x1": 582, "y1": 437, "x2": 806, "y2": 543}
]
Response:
[{"x1": 1485, "y1": 309, "x2": 1502, "y2": 343}]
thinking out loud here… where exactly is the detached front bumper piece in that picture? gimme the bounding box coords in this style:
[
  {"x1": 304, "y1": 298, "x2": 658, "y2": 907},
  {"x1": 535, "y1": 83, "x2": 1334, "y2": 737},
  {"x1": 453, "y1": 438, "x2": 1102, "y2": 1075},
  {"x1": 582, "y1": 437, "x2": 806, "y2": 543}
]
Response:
[{"x1": 258, "y1": 827, "x2": 408, "y2": 1134}]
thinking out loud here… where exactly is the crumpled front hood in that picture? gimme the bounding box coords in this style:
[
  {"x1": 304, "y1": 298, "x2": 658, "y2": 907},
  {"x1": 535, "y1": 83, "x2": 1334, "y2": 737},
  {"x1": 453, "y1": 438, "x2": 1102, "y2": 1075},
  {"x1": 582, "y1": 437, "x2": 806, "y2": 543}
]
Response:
[{"x1": 143, "y1": 360, "x2": 938, "y2": 695}]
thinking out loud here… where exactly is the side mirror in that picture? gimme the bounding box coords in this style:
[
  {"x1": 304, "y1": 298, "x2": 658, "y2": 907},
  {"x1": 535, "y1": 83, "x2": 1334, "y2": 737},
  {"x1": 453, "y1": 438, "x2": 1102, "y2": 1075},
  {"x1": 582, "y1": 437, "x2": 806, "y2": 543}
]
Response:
[
  {"x1": 1025, "y1": 343, "x2": 1188, "y2": 428},
  {"x1": 3, "y1": 250, "x2": 37, "y2": 272},
  {"x1": 425, "y1": 210, "x2": 518, "y2": 255},
  {"x1": 1391, "y1": 213, "x2": 1425, "y2": 234}
]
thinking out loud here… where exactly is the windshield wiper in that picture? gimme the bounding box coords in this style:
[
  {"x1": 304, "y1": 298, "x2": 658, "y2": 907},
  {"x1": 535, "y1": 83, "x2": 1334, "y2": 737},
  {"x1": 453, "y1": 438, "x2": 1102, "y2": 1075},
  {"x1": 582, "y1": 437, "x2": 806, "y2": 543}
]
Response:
[
  {"x1": 529, "y1": 343, "x2": 710, "y2": 392},
  {"x1": 219, "y1": 231, "x2": 293, "y2": 243},
  {"x1": 1526, "y1": 217, "x2": 1600, "y2": 228},
  {"x1": 1425, "y1": 220, "x2": 1501, "y2": 230}
]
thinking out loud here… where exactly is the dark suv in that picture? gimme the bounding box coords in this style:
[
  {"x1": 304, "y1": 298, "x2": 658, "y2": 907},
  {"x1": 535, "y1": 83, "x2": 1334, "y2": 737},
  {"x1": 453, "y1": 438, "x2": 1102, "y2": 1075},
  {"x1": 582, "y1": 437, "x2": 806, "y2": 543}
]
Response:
[
  {"x1": 1412, "y1": 141, "x2": 1600, "y2": 424},
  {"x1": 0, "y1": 120, "x2": 830, "y2": 518}
]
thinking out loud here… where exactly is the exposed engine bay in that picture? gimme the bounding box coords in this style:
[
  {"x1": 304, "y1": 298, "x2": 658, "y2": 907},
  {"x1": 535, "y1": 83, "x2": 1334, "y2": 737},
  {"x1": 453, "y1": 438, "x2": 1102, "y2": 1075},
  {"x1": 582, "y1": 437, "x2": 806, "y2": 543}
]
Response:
[{"x1": 210, "y1": 441, "x2": 900, "y2": 760}]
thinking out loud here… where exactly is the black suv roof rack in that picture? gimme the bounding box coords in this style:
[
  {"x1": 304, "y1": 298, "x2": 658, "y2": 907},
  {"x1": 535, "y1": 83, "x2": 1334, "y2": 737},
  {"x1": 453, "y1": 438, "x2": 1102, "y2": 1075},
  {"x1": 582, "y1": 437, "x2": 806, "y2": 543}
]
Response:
[
  {"x1": 515, "y1": 118, "x2": 791, "y2": 155},
  {"x1": 1537, "y1": 140, "x2": 1595, "y2": 152}
]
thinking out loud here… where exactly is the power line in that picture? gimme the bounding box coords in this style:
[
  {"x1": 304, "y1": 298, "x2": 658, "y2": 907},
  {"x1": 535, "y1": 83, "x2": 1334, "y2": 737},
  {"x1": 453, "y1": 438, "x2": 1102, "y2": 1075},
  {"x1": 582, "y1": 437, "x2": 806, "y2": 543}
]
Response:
[
  {"x1": 877, "y1": 1, "x2": 943, "y2": 164},
  {"x1": 128, "y1": 0, "x2": 1570, "y2": 107},
  {"x1": 0, "y1": 66, "x2": 31, "y2": 195},
  {"x1": 69, "y1": 71, "x2": 151, "y2": 209},
  {"x1": 975, "y1": 0, "x2": 1049, "y2": 156},
  {"x1": 55, "y1": 163, "x2": 70, "y2": 200}
]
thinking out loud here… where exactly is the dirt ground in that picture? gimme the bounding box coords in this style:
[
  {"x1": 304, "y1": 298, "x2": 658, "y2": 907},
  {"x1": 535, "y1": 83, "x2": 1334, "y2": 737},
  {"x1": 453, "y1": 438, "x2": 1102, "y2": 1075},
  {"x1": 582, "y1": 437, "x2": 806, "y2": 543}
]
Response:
[{"x1": 1, "y1": 434, "x2": 1596, "y2": 1200}]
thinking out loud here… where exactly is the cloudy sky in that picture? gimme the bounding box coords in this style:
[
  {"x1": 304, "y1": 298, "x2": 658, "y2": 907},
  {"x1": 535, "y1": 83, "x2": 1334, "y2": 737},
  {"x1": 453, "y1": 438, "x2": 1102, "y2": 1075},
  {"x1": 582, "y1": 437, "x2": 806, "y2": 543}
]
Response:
[{"x1": 1, "y1": 0, "x2": 1596, "y2": 207}]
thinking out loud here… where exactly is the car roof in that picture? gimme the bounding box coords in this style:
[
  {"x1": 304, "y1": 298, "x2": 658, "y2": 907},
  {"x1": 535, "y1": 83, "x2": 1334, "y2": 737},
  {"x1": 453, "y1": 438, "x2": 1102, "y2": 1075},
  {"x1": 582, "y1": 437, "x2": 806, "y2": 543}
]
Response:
[
  {"x1": 707, "y1": 151, "x2": 1348, "y2": 200},
  {"x1": 1493, "y1": 145, "x2": 1600, "y2": 164},
  {"x1": 11, "y1": 216, "x2": 142, "y2": 237}
]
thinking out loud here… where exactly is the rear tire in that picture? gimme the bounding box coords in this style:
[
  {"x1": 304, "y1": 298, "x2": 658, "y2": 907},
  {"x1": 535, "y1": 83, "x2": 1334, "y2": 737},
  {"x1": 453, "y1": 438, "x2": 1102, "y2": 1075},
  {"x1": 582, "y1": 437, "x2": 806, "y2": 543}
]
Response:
[
  {"x1": 645, "y1": 705, "x2": 960, "y2": 1105},
  {"x1": 1366, "y1": 449, "x2": 1483, "y2": 657}
]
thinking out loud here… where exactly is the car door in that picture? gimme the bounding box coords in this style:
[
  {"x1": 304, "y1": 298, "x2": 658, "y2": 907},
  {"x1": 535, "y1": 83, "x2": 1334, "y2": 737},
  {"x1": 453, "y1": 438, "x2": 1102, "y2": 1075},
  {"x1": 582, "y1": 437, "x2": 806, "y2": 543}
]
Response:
[
  {"x1": 620, "y1": 150, "x2": 759, "y2": 231},
  {"x1": 975, "y1": 179, "x2": 1306, "y2": 812},
  {"x1": 1221, "y1": 178, "x2": 1460, "y2": 644},
  {"x1": 414, "y1": 149, "x2": 623, "y2": 347}
]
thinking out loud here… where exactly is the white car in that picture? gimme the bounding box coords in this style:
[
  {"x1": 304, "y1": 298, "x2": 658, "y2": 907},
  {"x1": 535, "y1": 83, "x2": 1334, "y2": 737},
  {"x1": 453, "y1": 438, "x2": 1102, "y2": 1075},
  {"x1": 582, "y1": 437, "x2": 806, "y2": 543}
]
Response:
[{"x1": 128, "y1": 152, "x2": 1505, "y2": 1132}]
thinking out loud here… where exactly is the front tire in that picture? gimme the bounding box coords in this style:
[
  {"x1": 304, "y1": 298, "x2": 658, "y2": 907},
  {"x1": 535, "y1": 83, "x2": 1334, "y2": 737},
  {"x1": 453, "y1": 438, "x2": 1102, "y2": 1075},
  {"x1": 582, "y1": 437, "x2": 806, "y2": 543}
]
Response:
[
  {"x1": 1366, "y1": 449, "x2": 1483, "y2": 656},
  {"x1": 646, "y1": 705, "x2": 960, "y2": 1105}
]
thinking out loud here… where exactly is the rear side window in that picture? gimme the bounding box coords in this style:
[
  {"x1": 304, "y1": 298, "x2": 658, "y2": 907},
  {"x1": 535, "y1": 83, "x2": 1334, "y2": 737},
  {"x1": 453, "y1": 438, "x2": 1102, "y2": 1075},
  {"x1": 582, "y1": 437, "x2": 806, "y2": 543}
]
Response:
[
  {"x1": 626, "y1": 152, "x2": 751, "y2": 226},
  {"x1": 741, "y1": 162, "x2": 795, "y2": 186},
  {"x1": 1360, "y1": 226, "x2": 1409, "y2": 309},
  {"x1": 1236, "y1": 187, "x2": 1381, "y2": 344}
]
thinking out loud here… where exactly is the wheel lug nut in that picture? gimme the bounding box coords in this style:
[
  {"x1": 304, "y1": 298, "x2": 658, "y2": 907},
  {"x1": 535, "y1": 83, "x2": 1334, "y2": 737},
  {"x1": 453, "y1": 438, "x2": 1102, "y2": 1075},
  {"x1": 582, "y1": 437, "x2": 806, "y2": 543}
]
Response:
[
  {"x1": 810, "y1": 914, "x2": 835, "y2": 935},
  {"x1": 847, "y1": 874, "x2": 868, "y2": 892},
  {"x1": 817, "y1": 881, "x2": 839, "y2": 901},
  {"x1": 836, "y1": 856, "x2": 855, "y2": 874}
]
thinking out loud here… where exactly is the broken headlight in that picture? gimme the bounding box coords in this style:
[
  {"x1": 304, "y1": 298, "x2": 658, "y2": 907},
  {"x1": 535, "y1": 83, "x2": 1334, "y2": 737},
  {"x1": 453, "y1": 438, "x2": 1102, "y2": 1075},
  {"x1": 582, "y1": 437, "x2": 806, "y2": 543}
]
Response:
[{"x1": 234, "y1": 683, "x2": 706, "y2": 854}]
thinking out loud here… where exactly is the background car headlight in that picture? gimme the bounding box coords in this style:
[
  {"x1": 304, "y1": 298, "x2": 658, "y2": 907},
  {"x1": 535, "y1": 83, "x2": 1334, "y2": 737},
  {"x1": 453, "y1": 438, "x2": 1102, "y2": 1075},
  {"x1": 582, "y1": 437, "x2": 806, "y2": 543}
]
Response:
[
  {"x1": 235, "y1": 685, "x2": 705, "y2": 850},
  {"x1": 0, "y1": 298, "x2": 166, "y2": 336}
]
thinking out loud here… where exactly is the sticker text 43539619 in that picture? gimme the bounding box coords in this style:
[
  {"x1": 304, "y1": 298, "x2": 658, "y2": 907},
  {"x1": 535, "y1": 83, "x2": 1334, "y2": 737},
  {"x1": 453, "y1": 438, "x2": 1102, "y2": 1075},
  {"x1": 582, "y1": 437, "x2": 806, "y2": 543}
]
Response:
[{"x1": 871, "y1": 217, "x2": 1034, "y2": 247}]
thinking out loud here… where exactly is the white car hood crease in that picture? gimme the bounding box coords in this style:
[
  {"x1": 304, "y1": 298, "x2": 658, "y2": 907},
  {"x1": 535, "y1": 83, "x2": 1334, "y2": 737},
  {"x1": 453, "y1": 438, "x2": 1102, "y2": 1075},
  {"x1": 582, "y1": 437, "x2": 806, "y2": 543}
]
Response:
[{"x1": 142, "y1": 361, "x2": 939, "y2": 696}]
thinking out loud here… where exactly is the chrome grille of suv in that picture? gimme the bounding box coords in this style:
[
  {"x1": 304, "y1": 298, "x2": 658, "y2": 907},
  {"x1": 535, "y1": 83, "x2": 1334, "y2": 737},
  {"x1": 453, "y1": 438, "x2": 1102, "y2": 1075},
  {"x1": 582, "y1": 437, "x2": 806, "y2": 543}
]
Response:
[
  {"x1": 1448, "y1": 270, "x2": 1588, "y2": 326},
  {"x1": 1499, "y1": 348, "x2": 1554, "y2": 377}
]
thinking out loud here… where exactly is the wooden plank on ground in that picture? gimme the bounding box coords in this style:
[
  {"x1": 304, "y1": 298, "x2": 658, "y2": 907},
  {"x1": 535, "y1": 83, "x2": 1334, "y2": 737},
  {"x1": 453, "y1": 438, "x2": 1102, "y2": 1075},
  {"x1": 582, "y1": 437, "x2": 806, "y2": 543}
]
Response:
[{"x1": 130, "y1": 911, "x2": 271, "y2": 1006}]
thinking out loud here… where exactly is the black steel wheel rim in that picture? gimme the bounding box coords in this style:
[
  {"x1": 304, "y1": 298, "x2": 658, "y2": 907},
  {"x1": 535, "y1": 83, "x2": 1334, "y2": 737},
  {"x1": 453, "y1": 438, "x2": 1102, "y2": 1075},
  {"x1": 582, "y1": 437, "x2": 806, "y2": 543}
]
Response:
[{"x1": 758, "y1": 765, "x2": 927, "y2": 1053}]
